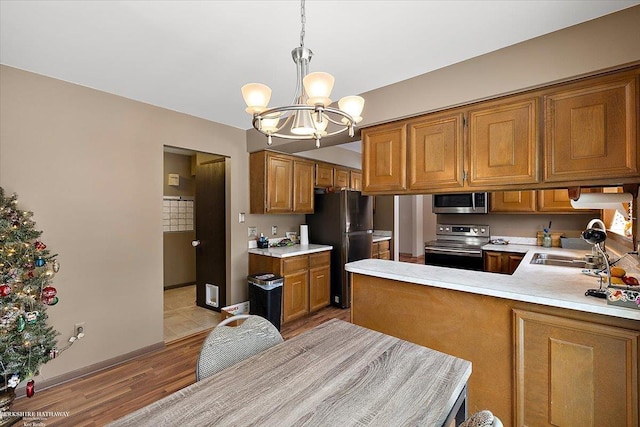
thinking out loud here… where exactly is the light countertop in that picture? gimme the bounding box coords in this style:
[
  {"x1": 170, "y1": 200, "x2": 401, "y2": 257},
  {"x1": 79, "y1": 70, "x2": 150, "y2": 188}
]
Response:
[
  {"x1": 345, "y1": 246, "x2": 640, "y2": 321},
  {"x1": 373, "y1": 230, "x2": 392, "y2": 243},
  {"x1": 249, "y1": 244, "x2": 332, "y2": 258}
]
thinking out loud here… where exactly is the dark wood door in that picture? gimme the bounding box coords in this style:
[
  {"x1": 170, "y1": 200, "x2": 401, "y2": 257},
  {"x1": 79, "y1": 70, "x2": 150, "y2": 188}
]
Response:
[{"x1": 195, "y1": 159, "x2": 226, "y2": 311}]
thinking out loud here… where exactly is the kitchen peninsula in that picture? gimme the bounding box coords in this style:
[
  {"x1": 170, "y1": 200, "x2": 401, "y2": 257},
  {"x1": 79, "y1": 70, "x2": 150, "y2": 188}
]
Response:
[{"x1": 346, "y1": 248, "x2": 640, "y2": 426}]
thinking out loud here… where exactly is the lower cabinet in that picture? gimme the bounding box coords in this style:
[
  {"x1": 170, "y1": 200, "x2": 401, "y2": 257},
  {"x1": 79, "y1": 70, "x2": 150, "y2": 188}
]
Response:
[
  {"x1": 483, "y1": 250, "x2": 523, "y2": 274},
  {"x1": 249, "y1": 251, "x2": 330, "y2": 324},
  {"x1": 309, "y1": 252, "x2": 331, "y2": 312},
  {"x1": 372, "y1": 240, "x2": 391, "y2": 260},
  {"x1": 351, "y1": 274, "x2": 640, "y2": 427},
  {"x1": 514, "y1": 310, "x2": 639, "y2": 427}
]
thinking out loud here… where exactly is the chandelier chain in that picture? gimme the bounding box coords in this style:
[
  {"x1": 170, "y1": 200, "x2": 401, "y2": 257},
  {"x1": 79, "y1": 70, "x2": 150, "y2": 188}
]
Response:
[{"x1": 299, "y1": 0, "x2": 306, "y2": 47}]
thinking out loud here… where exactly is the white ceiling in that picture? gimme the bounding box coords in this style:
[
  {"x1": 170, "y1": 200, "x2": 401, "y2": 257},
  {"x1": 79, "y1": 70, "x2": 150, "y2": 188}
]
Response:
[{"x1": 1, "y1": 1, "x2": 638, "y2": 133}]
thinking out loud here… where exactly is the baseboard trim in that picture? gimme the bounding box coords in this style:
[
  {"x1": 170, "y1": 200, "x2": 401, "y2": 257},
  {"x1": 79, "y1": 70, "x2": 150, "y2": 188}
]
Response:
[
  {"x1": 164, "y1": 282, "x2": 195, "y2": 290},
  {"x1": 13, "y1": 341, "x2": 165, "y2": 399}
]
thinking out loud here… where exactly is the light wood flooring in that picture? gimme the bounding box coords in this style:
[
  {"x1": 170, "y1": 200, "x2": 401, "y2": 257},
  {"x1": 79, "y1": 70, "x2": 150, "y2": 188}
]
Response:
[
  {"x1": 12, "y1": 257, "x2": 417, "y2": 425},
  {"x1": 163, "y1": 285, "x2": 220, "y2": 342},
  {"x1": 11, "y1": 305, "x2": 350, "y2": 426}
]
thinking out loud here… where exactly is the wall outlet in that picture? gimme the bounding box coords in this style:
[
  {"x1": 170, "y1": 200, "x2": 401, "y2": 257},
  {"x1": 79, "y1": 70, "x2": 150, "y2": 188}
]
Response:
[
  {"x1": 74, "y1": 322, "x2": 85, "y2": 337},
  {"x1": 272, "y1": 225, "x2": 277, "y2": 236},
  {"x1": 248, "y1": 226, "x2": 257, "y2": 237}
]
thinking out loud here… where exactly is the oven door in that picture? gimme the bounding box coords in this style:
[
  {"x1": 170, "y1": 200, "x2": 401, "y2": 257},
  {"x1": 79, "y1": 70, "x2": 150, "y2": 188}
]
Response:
[{"x1": 424, "y1": 246, "x2": 484, "y2": 271}]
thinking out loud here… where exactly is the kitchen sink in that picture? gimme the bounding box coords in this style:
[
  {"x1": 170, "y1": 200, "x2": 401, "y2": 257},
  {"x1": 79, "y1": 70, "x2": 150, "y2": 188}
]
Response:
[{"x1": 529, "y1": 253, "x2": 588, "y2": 268}]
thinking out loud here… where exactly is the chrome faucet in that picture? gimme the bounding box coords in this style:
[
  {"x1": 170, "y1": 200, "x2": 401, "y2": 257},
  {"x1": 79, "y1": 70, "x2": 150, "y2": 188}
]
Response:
[{"x1": 582, "y1": 218, "x2": 611, "y2": 298}]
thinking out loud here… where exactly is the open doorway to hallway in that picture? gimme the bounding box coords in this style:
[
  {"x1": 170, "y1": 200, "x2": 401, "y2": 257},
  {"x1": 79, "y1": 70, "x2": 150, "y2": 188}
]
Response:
[{"x1": 163, "y1": 146, "x2": 226, "y2": 342}]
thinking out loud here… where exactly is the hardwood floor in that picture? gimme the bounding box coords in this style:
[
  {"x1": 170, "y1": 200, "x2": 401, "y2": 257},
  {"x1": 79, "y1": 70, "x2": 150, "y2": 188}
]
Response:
[
  {"x1": 399, "y1": 252, "x2": 424, "y2": 264},
  {"x1": 10, "y1": 306, "x2": 350, "y2": 426}
]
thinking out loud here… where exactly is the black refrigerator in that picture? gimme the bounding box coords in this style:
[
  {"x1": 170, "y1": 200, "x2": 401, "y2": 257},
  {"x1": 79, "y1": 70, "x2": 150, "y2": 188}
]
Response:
[{"x1": 306, "y1": 189, "x2": 373, "y2": 308}]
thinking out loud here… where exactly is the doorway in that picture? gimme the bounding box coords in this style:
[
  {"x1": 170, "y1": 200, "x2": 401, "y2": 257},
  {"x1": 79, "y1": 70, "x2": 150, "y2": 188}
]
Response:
[{"x1": 162, "y1": 147, "x2": 226, "y2": 342}]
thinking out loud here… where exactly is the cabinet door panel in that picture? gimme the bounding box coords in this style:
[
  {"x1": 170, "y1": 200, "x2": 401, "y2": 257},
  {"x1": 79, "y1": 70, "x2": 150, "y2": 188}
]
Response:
[
  {"x1": 490, "y1": 190, "x2": 536, "y2": 213},
  {"x1": 267, "y1": 155, "x2": 292, "y2": 213},
  {"x1": 362, "y1": 123, "x2": 407, "y2": 193},
  {"x1": 469, "y1": 98, "x2": 539, "y2": 186},
  {"x1": 334, "y1": 168, "x2": 350, "y2": 189},
  {"x1": 315, "y1": 163, "x2": 334, "y2": 187},
  {"x1": 293, "y1": 160, "x2": 314, "y2": 213},
  {"x1": 544, "y1": 75, "x2": 638, "y2": 182},
  {"x1": 283, "y1": 271, "x2": 309, "y2": 323},
  {"x1": 514, "y1": 310, "x2": 639, "y2": 427},
  {"x1": 309, "y1": 265, "x2": 330, "y2": 312},
  {"x1": 350, "y1": 171, "x2": 362, "y2": 191},
  {"x1": 408, "y1": 112, "x2": 464, "y2": 190}
]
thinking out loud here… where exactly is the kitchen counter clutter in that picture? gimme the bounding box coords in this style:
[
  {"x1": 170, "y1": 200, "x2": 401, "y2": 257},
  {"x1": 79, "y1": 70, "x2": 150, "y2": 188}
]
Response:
[
  {"x1": 346, "y1": 246, "x2": 640, "y2": 320},
  {"x1": 249, "y1": 243, "x2": 332, "y2": 258}
]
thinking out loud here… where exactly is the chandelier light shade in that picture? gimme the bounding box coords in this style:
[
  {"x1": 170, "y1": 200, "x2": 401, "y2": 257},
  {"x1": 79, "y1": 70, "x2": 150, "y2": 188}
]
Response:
[
  {"x1": 241, "y1": 83, "x2": 271, "y2": 114},
  {"x1": 242, "y1": 0, "x2": 364, "y2": 148}
]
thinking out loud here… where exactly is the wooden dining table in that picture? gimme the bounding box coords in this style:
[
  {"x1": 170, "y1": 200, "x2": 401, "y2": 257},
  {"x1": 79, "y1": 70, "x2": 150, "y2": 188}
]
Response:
[{"x1": 107, "y1": 319, "x2": 472, "y2": 427}]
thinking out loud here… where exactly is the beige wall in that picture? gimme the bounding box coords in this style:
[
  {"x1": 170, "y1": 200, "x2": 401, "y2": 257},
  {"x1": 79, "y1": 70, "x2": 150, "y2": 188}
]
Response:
[{"x1": 0, "y1": 65, "x2": 292, "y2": 383}]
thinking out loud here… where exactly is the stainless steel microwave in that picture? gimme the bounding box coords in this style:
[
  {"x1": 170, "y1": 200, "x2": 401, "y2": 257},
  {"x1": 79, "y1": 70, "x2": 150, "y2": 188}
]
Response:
[{"x1": 432, "y1": 192, "x2": 489, "y2": 214}]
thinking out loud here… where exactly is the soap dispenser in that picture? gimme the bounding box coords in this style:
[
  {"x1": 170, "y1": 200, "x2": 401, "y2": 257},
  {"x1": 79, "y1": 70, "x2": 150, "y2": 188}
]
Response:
[{"x1": 258, "y1": 233, "x2": 268, "y2": 249}]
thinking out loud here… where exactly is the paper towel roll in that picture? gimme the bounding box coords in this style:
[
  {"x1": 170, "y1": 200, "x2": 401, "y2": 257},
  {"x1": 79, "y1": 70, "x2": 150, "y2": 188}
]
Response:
[
  {"x1": 300, "y1": 224, "x2": 309, "y2": 246},
  {"x1": 570, "y1": 192, "x2": 632, "y2": 213}
]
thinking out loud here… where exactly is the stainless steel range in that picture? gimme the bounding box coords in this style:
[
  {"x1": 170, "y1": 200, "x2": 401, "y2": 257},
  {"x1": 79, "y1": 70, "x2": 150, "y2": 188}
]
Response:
[{"x1": 424, "y1": 224, "x2": 490, "y2": 271}]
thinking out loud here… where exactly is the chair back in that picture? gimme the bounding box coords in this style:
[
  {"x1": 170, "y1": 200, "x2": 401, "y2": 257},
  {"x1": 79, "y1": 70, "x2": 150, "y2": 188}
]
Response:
[{"x1": 195, "y1": 315, "x2": 283, "y2": 381}]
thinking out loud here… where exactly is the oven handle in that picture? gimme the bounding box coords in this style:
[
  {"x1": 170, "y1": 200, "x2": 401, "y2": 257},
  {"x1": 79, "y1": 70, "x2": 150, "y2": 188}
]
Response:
[{"x1": 424, "y1": 247, "x2": 482, "y2": 257}]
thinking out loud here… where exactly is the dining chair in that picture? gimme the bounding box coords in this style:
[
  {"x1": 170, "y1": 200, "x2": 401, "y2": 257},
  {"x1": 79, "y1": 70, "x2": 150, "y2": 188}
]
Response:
[
  {"x1": 459, "y1": 410, "x2": 503, "y2": 427},
  {"x1": 195, "y1": 314, "x2": 284, "y2": 381}
]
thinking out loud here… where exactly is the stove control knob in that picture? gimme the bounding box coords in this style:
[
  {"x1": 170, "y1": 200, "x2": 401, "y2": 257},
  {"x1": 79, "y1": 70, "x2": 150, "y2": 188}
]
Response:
[
  {"x1": 473, "y1": 228, "x2": 478, "y2": 233},
  {"x1": 445, "y1": 227, "x2": 450, "y2": 232},
  {"x1": 439, "y1": 226, "x2": 444, "y2": 231},
  {"x1": 481, "y1": 228, "x2": 486, "y2": 233}
]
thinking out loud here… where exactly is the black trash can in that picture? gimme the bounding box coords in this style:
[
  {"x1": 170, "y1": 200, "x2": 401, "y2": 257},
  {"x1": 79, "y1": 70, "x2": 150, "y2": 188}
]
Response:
[{"x1": 248, "y1": 273, "x2": 283, "y2": 330}]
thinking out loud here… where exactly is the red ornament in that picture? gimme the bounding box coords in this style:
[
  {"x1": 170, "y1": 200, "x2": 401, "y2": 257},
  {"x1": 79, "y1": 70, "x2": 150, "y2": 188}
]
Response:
[
  {"x1": 42, "y1": 286, "x2": 57, "y2": 298},
  {"x1": 34, "y1": 241, "x2": 47, "y2": 250},
  {"x1": 0, "y1": 284, "x2": 11, "y2": 297},
  {"x1": 26, "y1": 379, "x2": 35, "y2": 398}
]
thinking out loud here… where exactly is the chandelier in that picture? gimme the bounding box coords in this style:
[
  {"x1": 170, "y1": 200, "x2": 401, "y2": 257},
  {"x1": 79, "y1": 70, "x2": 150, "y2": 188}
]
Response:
[{"x1": 241, "y1": 0, "x2": 364, "y2": 148}]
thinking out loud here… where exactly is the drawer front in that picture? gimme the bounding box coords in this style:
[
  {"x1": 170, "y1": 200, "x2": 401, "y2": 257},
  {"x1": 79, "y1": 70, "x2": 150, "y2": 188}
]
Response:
[
  {"x1": 282, "y1": 255, "x2": 309, "y2": 274},
  {"x1": 309, "y1": 251, "x2": 330, "y2": 268},
  {"x1": 377, "y1": 240, "x2": 390, "y2": 251}
]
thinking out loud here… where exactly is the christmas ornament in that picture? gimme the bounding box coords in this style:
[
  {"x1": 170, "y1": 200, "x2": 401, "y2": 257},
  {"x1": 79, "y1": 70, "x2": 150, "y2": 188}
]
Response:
[
  {"x1": 52, "y1": 260, "x2": 60, "y2": 273},
  {"x1": 26, "y1": 380, "x2": 34, "y2": 398},
  {"x1": 0, "y1": 284, "x2": 11, "y2": 297},
  {"x1": 35, "y1": 258, "x2": 45, "y2": 267},
  {"x1": 16, "y1": 316, "x2": 25, "y2": 332},
  {"x1": 1, "y1": 311, "x2": 19, "y2": 328},
  {"x1": 8, "y1": 375, "x2": 19, "y2": 388},
  {"x1": 49, "y1": 348, "x2": 59, "y2": 359},
  {"x1": 42, "y1": 286, "x2": 57, "y2": 298},
  {"x1": 34, "y1": 241, "x2": 46, "y2": 250},
  {"x1": 43, "y1": 296, "x2": 59, "y2": 306},
  {"x1": 25, "y1": 311, "x2": 39, "y2": 324}
]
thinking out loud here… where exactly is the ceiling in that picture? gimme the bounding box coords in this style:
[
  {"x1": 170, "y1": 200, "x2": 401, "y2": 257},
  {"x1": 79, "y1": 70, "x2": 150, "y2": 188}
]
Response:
[{"x1": 1, "y1": 1, "x2": 638, "y2": 136}]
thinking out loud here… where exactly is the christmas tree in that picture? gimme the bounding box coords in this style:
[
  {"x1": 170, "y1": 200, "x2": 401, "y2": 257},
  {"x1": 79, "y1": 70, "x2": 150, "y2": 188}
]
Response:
[{"x1": 0, "y1": 187, "x2": 60, "y2": 398}]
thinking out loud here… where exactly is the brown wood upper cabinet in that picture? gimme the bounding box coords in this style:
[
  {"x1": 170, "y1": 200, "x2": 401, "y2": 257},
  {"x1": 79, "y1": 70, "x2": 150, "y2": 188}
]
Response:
[
  {"x1": 491, "y1": 188, "x2": 600, "y2": 213},
  {"x1": 361, "y1": 122, "x2": 407, "y2": 193},
  {"x1": 544, "y1": 71, "x2": 638, "y2": 183},
  {"x1": 250, "y1": 151, "x2": 314, "y2": 214},
  {"x1": 467, "y1": 97, "x2": 539, "y2": 187},
  {"x1": 360, "y1": 65, "x2": 640, "y2": 195},
  {"x1": 315, "y1": 163, "x2": 334, "y2": 187},
  {"x1": 350, "y1": 171, "x2": 362, "y2": 191},
  {"x1": 334, "y1": 167, "x2": 350, "y2": 188},
  {"x1": 407, "y1": 111, "x2": 464, "y2": 190}
]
